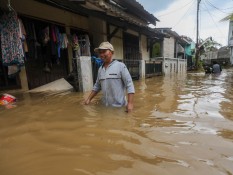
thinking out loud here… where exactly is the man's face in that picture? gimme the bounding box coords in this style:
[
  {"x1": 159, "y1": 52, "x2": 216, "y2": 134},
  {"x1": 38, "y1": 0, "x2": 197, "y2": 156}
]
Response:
[{"x1": 98, "y1": 49, "x2": 113, "y2": 62}]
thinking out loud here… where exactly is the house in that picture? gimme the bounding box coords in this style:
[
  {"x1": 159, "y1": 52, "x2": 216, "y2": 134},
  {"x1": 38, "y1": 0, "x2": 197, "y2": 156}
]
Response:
[
  {"x1": 155, "y1": 28, "x2": 189, "y2": 59},
  {"x1": 217, "y1": 46, "x2": 230, "y2": 65},
  {"x1": 228, "y1": 20, "x2": 233, "y2": 65},
  {"x1": 200, "y1": 46, "x2": 230, "y2": 66},
  {"x1": 181, "y1": 36, "x2": 195, "y2": 69},
  {"x1": 0, "y1": 0, "x2": 165, "y2": 91},
  {"x1": 200, "y1": 48, "x2": 218, "y2": 65},
  {"x1": 150, "y1": 28, "x2": 188, "y2": 74}
]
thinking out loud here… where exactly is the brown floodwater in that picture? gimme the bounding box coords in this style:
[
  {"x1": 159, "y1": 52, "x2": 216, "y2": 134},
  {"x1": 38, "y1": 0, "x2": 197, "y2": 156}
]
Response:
[{"x1": 1, "y1": 69, "x2": 233, "y2": 175}]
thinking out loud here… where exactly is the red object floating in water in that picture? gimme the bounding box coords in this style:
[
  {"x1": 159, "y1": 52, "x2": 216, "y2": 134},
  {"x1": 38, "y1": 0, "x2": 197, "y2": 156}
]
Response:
[{"x1": 0, "y1": 94, "x2": 16, "y2": 105}]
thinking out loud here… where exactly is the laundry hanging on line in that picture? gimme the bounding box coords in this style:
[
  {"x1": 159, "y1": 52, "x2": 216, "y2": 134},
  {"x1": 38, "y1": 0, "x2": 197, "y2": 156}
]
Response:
[{"x1": 0, "y1": 11, "x2": 24, "y2": 66}]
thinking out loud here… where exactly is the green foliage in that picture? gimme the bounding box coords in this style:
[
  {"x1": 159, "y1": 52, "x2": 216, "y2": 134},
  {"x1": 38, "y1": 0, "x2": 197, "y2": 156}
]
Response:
[{"x1": 151, "y1": 42, "x2": 161, "y2": 57}]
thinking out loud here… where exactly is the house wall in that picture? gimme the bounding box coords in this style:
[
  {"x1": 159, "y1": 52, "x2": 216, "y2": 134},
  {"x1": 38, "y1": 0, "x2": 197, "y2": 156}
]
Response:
[
  {"x1": 141, "y1": 35, "x2": 150, "y2": 60},
  {"x1": 200, "y1": 51, "x2": 218, "y2": 60},
  {"x1": 1, "y1": 0, "x2": 152, "y2": 90},
  {"x1": 126, "y1": 29, "x2": 139, "y2": 37},
  {"x1": 9, "y1": 0, "x2": 89, "y2": 30},
  {"x1": 0, "y1": 0, "x2": 90, "y2": 90},
  {"x1": 12, "y1": 0, "x2": 89, "y2": 72},
  {"x1": 109, "y1": 25, "x2": 124, "y2": 60},
  {"x1": 163, "y1": 37, "x2": 175, "y2": 58},
  {"x1": 89, "y1": 16, "x2": 106, "y2": 50},
  {"x1": 107, "y1": 25, "x2": 150, "y2": 61},
  {"x1": 163, "y1": 58, "x2": 187, "y2": 75}
]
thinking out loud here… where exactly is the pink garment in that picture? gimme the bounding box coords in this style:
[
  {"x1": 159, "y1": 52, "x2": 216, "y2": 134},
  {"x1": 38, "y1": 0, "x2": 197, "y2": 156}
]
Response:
[{"x1": 51, "y1": 25, "x2": 57, "y2": 42}]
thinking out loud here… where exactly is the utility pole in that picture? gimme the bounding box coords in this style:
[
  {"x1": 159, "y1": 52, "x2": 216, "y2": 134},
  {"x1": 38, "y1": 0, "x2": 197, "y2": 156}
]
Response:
[{"x1": 195, "y1": 0, "x2": 201, "y2": 70}]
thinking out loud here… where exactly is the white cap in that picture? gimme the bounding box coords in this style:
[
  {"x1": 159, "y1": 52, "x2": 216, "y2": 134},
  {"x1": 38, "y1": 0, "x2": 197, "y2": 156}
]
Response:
[{"x1": 94, "y1": 42, "x2": 114, "y2": 52}]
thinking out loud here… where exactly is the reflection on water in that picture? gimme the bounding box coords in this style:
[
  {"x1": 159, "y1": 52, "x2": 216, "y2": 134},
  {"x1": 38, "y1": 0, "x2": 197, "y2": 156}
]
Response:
[{"x1": 1, "y1": 69, "x2": 233, "y2": 175}]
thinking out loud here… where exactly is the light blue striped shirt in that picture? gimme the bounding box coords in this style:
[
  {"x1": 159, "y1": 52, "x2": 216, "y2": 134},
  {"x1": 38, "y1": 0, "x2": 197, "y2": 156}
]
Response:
[{"x1": 93, "y1": 60, "x2": 135, "y2": 107}]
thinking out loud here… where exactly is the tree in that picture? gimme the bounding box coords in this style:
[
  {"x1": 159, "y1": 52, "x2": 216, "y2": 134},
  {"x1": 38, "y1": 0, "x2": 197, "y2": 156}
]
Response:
[
  {"x1": 220, "y1": 14, "x2": 233, "y2": 22},
  {"x1": 198, "y1": 37, "x2": 222, "y2": 55}
]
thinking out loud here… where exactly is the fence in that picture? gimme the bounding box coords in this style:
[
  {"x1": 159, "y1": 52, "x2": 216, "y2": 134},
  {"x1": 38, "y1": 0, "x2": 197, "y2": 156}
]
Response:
[
  {"x1": 162, "y1": 57, "x2": 187, "y2": 74},
  {"x1": 145, "y1": 60, "x2": 163, "y2": 78},
  {"x1": 122, "y1": 60, "x2": 140, "y2": 80},
  {"x1": 151, "y1": 57, "x2": 187, "y2": 75},
  {"x1": 91, "y1": 57, "x2": 187, "y2": 85}
]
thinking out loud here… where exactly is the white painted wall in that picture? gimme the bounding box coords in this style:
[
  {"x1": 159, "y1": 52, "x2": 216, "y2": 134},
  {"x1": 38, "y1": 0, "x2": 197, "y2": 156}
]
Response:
[
  {"x1": 141, "y1": 35, "x2": 150, "y2": 61},
  {"x1": 200, "y1": 51, "x2": 218, "y2": 60},
  {"x1": 77, "y1": 57, "x2": 93, "y2": 92},
  {"x1": 163, "y1": 37, "x2": 175, "y2": 58},
  {"x1": 110, "y1": 26, "x2": 124, "y2": 60},
  {"x1": 163, "y1": 58, "x2": 187, "y2": 75}
]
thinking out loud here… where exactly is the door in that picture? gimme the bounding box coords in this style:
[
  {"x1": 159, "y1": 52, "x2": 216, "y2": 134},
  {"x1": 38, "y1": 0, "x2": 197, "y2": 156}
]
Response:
[{"x1": 21, "y1": 17, "x2": 69, "y2": 90}]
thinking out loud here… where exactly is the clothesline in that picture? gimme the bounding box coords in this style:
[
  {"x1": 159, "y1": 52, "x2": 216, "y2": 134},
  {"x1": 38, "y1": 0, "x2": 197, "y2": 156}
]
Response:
[{"x1": 0, "y1": 11, "x2": 92, "y2": 77}]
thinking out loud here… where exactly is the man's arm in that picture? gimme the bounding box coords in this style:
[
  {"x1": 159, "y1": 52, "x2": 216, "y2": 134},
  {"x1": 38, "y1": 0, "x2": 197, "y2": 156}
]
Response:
[
  {"x1": 84, "y1": 90, "x2": 99, "y2": 105},
  {"x1": 84, "y1": 69, "x2": 101, "y2": 105},
  {"x1": 121, "y1": 64, "x2": 135, "y2": 112},
  {"x1": 126, "y1": 93, "x2": 134, "y2": 112}
]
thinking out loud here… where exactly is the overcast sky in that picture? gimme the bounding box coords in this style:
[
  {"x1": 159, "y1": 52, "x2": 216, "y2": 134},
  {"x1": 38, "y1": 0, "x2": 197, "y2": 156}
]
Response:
[{"x1": 137, "y1": 0, "x2": 233, "y2": 46}]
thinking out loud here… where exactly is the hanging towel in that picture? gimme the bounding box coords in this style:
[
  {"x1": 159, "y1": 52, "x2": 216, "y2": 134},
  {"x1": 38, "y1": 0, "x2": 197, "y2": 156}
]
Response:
[
  {"x1": 51, "y1": 25, "x2": 57, "y2": 43},
  {"x1": 60, "y1": 33, "x2": 68, "y2": 49}
]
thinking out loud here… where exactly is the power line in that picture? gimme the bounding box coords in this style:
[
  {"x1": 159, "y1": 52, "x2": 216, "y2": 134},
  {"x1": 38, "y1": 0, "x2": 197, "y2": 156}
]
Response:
[
  {"x1": 157, "y1": 0, "x2": 194, "y2": 17},
  {"x1": 173, "y1": 0, "x2": 196, "y2": 28},
  {"x1": 205, "y1": 0, "x2": 232, "y2": 14},
  {"x1": 202, "y1": 1, "x2": 225, "y2": 39}
]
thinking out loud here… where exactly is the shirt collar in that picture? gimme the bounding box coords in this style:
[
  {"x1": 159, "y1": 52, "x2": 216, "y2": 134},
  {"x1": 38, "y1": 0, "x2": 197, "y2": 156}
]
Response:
[{"x1": 102, "y1": 60, "x2": 117, "y2": 68}]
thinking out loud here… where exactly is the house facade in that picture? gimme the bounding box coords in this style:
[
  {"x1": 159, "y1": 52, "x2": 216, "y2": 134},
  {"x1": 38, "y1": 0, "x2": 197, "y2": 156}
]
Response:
[
  {"x1": 0, "y1": 0, "x2": 165, "y2": 91},
  {"x1": 150, "y1": 28, "x2": 188, "y2": 75},
  {"x1": 228, "y1": 20, "x2": 233, "y2": 65}
]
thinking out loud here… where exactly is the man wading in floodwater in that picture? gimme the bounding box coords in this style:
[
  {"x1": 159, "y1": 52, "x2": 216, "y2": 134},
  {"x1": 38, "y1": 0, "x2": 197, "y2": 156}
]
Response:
[{"x1": 84, "y1": 42, "x2": 135, "y2": 112}]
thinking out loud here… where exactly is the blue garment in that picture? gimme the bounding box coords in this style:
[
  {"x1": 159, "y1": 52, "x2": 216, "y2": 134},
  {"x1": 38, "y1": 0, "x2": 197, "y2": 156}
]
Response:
[
  {"x1": 212, "y1": 64, "x2": 222, "y2": 73},
  {"x1": 91, "y1": 56, "x2": 103, "y2": 67}
]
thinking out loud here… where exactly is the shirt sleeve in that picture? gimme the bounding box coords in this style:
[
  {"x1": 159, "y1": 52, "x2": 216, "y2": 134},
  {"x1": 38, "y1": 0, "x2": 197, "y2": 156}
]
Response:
[
  {"x1": 121, "y1": 63, "x2": 135, "y2": 94},
  {"x1": 93, "y1": 68, "x2": 101, "y2": 92}
]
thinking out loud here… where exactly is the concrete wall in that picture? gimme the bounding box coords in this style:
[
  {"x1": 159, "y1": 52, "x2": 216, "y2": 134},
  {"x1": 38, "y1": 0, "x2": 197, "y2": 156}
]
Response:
[
  {"x1": 200, "y1": 51, "x2": 218, "y2": 60},
  {"x1": 163, "y1": 58, "x2": 187, "y2": 75},
  {"x1": 110, "y1": 25, "x2": 124, "y2": 60},
  {"x1": 163, "y1": 37, "x2": 175, "y2": 58},
  {"x1": 141, "y1": 35, "x2": 150, "y2": 61},
  {"x1": 77, "y1": 57, "x2": 93, "y2": 92}
]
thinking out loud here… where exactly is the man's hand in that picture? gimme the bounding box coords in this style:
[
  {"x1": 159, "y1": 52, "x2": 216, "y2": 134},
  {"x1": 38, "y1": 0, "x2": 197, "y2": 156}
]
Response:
[
  {"x1": 126, "y1": 93, "x2": 134, "y2": 113},
  {"x1": 126, "y1": 102, "x2": 133, "y2": 113},
  {"x1": 83, "y1": 91, "x2": 98, "y2": 105},
  {"x1": 84, "y1": 99, "x2": 91, "y2": 105}
]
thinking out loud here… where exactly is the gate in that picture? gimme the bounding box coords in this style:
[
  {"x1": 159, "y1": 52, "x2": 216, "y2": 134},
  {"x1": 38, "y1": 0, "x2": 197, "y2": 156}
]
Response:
[
  {"x1": 122, "y1": 60, "x2": 140, "y2": 80},
  {"x1": 145, "y1": 60, "x2": 163, "y2": 78}
]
